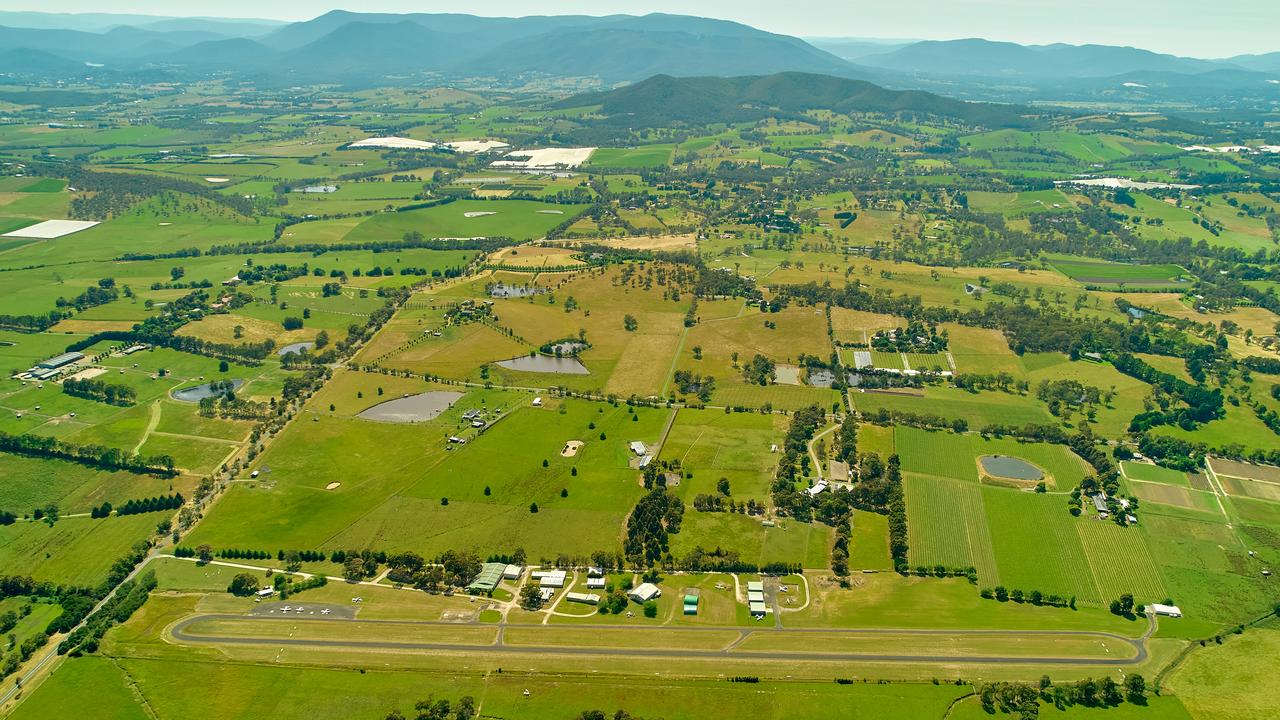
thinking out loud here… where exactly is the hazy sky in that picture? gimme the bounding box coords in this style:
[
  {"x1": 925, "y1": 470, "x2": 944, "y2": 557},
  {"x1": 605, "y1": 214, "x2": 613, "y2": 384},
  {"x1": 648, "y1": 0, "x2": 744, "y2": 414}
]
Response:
[{"x1": 8, "y1": 1, "x2": 1277, "y2": 58}]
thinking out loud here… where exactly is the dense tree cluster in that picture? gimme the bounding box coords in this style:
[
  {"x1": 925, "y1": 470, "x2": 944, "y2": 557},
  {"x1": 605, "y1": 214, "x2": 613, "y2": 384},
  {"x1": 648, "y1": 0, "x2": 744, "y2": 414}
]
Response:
[{"x1": 624, "y1": 488, "x2": 685, "y2": 566}]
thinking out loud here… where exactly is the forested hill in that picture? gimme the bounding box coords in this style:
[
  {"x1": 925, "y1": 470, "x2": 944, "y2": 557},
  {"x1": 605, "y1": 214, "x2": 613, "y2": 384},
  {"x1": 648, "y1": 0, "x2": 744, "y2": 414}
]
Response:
[{"x1": 560, "y1": 72, "x2": 1036, "y2": 129}]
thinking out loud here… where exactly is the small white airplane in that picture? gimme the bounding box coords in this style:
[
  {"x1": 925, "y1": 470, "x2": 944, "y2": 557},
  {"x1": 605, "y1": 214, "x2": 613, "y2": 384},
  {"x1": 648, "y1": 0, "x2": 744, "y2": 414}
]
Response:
[
  {"x1": 281, "y1": 605, "x2": 293, "y2": 612},
  {"x1": 320, "y1": 609, "x2": 332, "y2": 615}
]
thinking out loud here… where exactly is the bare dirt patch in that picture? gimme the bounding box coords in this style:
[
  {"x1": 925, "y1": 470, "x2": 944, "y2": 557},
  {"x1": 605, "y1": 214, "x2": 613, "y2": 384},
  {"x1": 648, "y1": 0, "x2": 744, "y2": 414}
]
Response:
[
  {"x1": 325, "y1": 482, "x2": 341, "y2": 491},
  {"x1": 560, "y1": 234, "x2": 695, "y2": 251},
  {"x1": 64, "y1": 367, "x2": 107, "y2": 382}
]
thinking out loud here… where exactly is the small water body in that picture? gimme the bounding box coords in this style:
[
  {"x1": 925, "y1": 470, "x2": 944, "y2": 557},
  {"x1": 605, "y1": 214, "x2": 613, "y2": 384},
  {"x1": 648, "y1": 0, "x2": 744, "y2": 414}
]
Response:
[
  {"x1": 497, "y1": 354, "x2": 589, "y2": 375},
  {"x1": 547, "y1": 341, "x2": 587, "y2": 356},
  {"x1": 278, "y1": 342, "x2": 315, "y2": 356},
  {"x1": 357, "y1": 391, "x2": 465, "y2": 423},
  {"x1": 980, "y1": 455, "x2": 1044, "y2": 481},
  {"x1": 806, "y1": 368, "x2": 836, "y2": 388},
  {"x1": 172, "y1": 378, "x2": 244, "y2": 402},
  {"x1": 490, "y1": 284, "x2": 543, "y2": 298}
]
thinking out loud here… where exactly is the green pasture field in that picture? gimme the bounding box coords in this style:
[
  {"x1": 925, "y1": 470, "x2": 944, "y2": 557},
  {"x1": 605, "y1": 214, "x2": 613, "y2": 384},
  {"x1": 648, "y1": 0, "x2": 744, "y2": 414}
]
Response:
[
  {"x1": 395, "y1": 265, "x2": 692, "y2": 397},
  {"x1": 0, "y1": 177, "x2": 65, "y2": 192},
  {"x1": 1122, "y1": 461, "x2": 1190, "y2": 486},
  {"x1": 848, "y1": 509, "x2": 892, "y2": 570},
  {"x1": 656, "y1": 408, "x2": 785, "y2": 501},
  {"x1": 966, "y1": 189, "x2": 1078, "y2": 217},
  {"x1": 670, "y1": 511, "x2": 833, "y2": 569},
  {"x1": 1166, "y1": 626, "x2": 1280, "y2": 720},
  {"x1": 0, "y1": 513, "x2": 158, "y2": 586},
  {"x1": 858, "y1": 387, "x2": 1053, "y2": 435},
  {"x1": 674, "y1": 303, "x2": 835, "y2": 406},
  {"x1": 960, "y1": 129, "x2": 1176, "y2": 164},
  {"x1": 1153, "y1": 401, "x2": 1280, "y2": 455},
  {"x1": 856, "y1": 423, "x2": 895, "y2": 457},
  {"x1": 11, "y1": 652, "x2": 974, "y2": 720},
  {"x1": 342, "y1": 199, "x2": 587, "y2": 242},
  {"x1": 587, "y1": 144, "x2": 675, "y2": 168},
  {"x1": 0, "y1": 201, "x2": 271, "y2": 268},
  {"x1": 1022, "y1": 354, "x2": 1151, "y2": 438},
  {"x1": 1139, "y1": 510, "x2": 1279, "y2": 628},
  {"x1": 0, "y1": 345, "x2": 281, "y2": 468},
  {"x1": 1123, "y1": 192, "x2": 1274, "y2": 254},
  {"x1": 1047, "y1": 255, "x2": 1187, "y2": 285},
  {"x1": 789, "y1": 572, "x2": 1141, "y2": 634},
  {"x1": 0, "y1": 454, "x2": 180, "y2": 516},
  {"x1": 187, "y1": 375, "x2": 676, "y2": 559}
]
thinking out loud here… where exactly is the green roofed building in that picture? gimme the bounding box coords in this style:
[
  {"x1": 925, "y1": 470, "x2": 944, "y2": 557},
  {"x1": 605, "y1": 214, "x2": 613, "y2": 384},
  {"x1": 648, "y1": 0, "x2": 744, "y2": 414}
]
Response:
[
  {"x1": 466, "y1": 562, "x2": 507, "y2": 594},
  {"x1": 683, "y1": 594, "x2": 698, "y2": 605}
]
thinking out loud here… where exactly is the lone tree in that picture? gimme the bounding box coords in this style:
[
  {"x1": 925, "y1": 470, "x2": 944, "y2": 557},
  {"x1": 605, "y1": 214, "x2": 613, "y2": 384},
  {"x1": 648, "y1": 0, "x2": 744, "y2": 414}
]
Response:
[
  {"x1": 227, "y1": 573, "x2": 260, "y2": 597},
  {"x1": 196, "y1": 544, "x2": 213, "y2": 564},
  {"x1": 519, "y1": 584, "x2": 544, "y2": 610}
]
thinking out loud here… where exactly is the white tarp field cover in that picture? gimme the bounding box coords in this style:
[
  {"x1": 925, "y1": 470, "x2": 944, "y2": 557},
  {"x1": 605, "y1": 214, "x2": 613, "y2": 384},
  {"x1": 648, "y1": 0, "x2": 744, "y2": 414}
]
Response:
[
  {"x1": 3, "y1": 220, "x2": 100, "y2": 239},
  {"x1": 491, "y1": 147, "x2": 596, "y2": 170}
]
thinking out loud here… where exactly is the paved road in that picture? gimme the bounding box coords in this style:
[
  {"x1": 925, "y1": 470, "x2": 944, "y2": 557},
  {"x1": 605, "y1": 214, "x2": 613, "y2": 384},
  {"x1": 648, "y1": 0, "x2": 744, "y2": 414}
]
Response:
[{"x1": 169, "y1": 612, "x2": 1154, "y2": 667}]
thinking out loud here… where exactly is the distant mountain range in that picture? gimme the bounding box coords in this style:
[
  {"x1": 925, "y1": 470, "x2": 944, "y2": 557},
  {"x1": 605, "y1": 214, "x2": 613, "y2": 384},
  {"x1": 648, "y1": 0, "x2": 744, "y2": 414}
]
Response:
[
  {"x1": 559, "y1": 72, "x2": 1032, "y2": 129},
  {"x1": 0, "y1": 10, "x2": 1274, "y2": 107},
  {"x1": 0, "y1": 11, "x2": 849, "y2": 84}
]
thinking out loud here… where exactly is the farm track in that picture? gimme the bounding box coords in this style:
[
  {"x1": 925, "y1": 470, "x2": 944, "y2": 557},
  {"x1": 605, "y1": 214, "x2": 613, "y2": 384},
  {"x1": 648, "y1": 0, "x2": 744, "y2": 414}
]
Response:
[{"x1": 167, "y1": 611, "x2": 1156, "y2": 667}]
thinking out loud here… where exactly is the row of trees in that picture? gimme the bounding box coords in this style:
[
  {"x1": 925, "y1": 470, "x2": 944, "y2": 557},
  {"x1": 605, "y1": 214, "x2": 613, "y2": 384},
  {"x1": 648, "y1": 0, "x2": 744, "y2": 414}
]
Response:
[
  {"x1": 62, "y1": 377, "x2": 137, "y2": 406},
  {"x1": 0, "y1": 430, "x2": 175, "y2": 475},
  {"x1": 117, "y1": 493, "x2": 183, "y2": 516}
]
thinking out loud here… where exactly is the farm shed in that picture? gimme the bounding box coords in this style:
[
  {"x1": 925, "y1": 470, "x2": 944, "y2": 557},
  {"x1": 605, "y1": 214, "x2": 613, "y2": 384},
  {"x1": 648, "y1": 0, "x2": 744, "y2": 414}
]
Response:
[
  {"x1": 532, "y1": 569, "x2": 566, "y2": 588},
  {"x1": 629, "y1": 441, "x2": 648, "y2": 456},
  {"x1": 1150, "y1": 603, "x2": 1182, "y2": 617},
  {"x1": 566, "y1": 592, "x2": 600, "y2": 605},
  {"x1": 586, "y1": 577, "x2": 606, "y2": 589},
  {"x1": 503, "y1": 564, "x2": 524, "y2": 580},
  {"x1": 629, "y1": 583, "x2": 662, "y2": 603},
  {"x1": 37, "y1": 351, "x2": 84, "y2": 369},
  {"x1": 466, "y1": 562, "x2": 507, "y2": 593}
]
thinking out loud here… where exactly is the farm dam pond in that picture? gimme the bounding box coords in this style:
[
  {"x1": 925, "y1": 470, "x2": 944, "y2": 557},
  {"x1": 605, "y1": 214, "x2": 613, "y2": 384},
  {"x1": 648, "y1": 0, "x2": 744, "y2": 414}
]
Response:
[
  {"x1": 496, "y1": 354, "x2": 589, "y2": 374},
  {"x1": 357, "y1": 391, "x2": 465, "y2": 423},
  {"x1": 171, "y1": 379, "x2": 245, "y2": 402},
  {"x1": 979, "y1": 455, "x2": 1045, "y2": 481}
]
